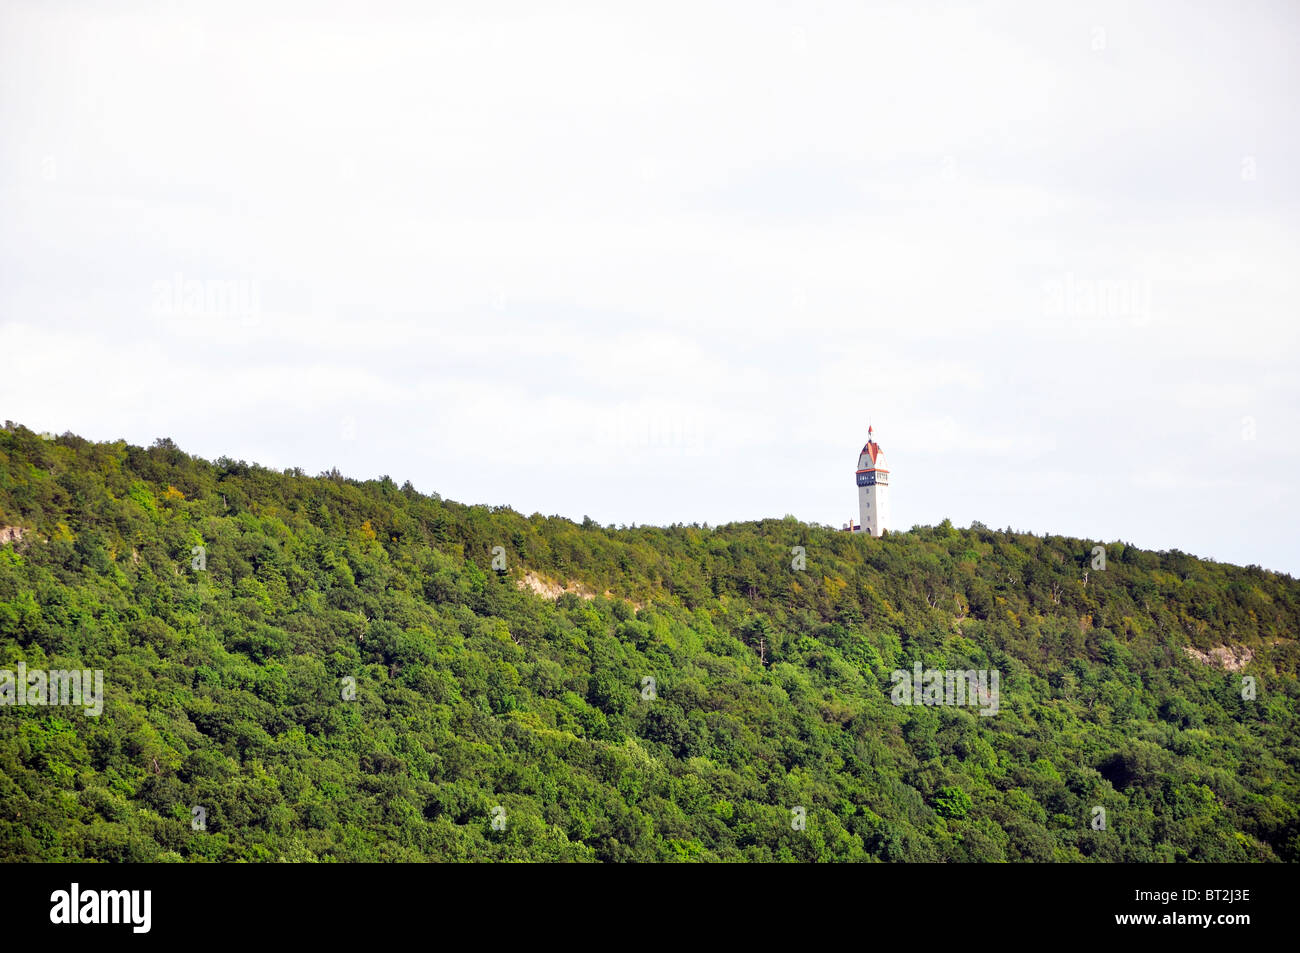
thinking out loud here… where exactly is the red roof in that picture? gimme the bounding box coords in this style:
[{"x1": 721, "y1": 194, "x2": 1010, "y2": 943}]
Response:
[{"x1": 860, "y1": 440, "x2": 882, "y2": 464}]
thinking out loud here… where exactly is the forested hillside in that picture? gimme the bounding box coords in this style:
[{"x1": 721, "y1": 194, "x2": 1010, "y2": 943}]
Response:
[{"x1": 1, "y1": 423, "x2": 1297, "y2": 862}]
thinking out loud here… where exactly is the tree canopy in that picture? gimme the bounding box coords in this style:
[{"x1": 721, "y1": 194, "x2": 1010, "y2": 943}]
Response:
[{"x1": 0, "y1": 422, "x2": 1296, "y2": 862}]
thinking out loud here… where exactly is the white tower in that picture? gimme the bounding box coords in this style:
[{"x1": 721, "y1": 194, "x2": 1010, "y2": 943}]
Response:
[{"x1": 855, "y1": 425, "x2": 890, "y2": 536}]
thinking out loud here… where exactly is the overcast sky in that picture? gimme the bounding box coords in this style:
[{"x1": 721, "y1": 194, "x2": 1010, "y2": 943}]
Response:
[{"x1": 2, "y1": 0, "x2": 1297, "y2": 574}]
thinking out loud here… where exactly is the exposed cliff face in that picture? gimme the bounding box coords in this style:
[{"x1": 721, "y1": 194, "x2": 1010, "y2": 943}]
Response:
[
  {"x1": 518, "y1": 571, "x2": 590, "y2": 601},
  {"x1": 1183, "y1": 644, "x2": 1254, "y2": 671},
  {"x1": 517, "y1": 570, "x2": 642, "y2": 609},
  {"x1": 0, "y1": 526, "x2": 27, "y2": 545}
]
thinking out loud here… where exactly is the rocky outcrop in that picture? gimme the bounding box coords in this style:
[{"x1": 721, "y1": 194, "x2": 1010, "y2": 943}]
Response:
[
  {"x1": 517, "y1": 571, "x2": 642, "y2": 608},
  {"x1": 1183, "y1": 644, "x2": 1253, "y2": 671},
  {"x1": 518, "y1": 571, "x2": 597, "y2": 601}
]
